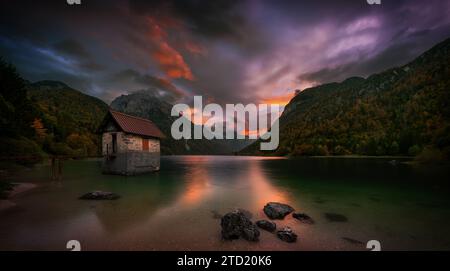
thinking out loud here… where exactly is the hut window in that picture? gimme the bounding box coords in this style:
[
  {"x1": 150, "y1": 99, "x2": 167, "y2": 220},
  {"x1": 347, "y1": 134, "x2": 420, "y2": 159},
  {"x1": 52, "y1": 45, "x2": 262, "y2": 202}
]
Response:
[
  {"x1": 142, "y1": 139, "x2": 149, "y2": 151},
  {"x1": 112, "y1": 133, "x2": 117, "y2": 153}
]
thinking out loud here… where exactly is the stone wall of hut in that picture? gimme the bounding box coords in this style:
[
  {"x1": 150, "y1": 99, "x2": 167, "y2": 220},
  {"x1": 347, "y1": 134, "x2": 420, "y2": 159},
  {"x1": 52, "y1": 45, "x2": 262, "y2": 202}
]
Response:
[
  {"x1": 102, "y1": 132, "x2": 160, "y2": 155},
  {"x1": 102, "y1": 132, "x2": 161, "y2": 175}
]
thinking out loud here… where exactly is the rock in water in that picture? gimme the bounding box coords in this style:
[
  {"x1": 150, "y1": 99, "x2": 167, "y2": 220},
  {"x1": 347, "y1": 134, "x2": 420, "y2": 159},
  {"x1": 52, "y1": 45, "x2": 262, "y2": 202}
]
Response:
[
  {"x1": 263, "y1": 202, "x2": 294, "y2": 219},
  {"x1": 324, "y1": 212, "x2": 348, "y2": 222},
  {"x1": 237, "y1": 208, "x2": 253, "y2": 219},
  {"x1": 221, "y1": 210, "x2": 260, "y2": 242},
  {"x1": 277, "y1": 227, "x2": 298, "y2": 243},
  {"x1": 292, "y1": 212, "x2": 314, "y2": 224},
  {"x1": 342, "y1": 237, "x2": 365, "y2": 245},
  {"x1": 79, "y1": 191, "x2": 120, "y2": 200},
  {"x1": 241, "y1": 224, "x2": 260, "y2": 241},
  {"x1": 256, "y1": 220, "x2": 277, "y2": 232}
]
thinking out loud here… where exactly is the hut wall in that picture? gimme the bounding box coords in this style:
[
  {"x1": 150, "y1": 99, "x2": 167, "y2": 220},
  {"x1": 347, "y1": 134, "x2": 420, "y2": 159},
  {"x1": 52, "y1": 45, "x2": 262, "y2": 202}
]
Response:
[
  {"x1": 102, "y1": 132, "x2": 161, "y2": 175},
  {"x1": 102, "y1": 132, "x2": 159, "y2": 155}
]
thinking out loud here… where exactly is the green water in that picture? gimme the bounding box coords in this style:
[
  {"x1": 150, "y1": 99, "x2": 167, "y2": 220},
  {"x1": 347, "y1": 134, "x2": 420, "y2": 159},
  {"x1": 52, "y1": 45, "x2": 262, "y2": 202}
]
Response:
[{"x1": 1, "y1": 156, "x2": 450, "y2": 250}]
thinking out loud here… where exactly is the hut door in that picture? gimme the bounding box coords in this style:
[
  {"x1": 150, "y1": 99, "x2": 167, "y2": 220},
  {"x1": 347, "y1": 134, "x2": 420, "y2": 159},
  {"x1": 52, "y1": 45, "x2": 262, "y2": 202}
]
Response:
[{"x1": 142, "y1": 139, "x2": 149, "y2": 151}]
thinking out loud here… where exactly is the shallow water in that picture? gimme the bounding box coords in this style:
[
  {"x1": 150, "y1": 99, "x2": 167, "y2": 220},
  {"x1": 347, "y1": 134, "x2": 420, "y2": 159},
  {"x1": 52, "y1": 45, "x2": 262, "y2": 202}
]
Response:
[{"x1": 1, "y1": 156, "x2": 450, "y2": 251}]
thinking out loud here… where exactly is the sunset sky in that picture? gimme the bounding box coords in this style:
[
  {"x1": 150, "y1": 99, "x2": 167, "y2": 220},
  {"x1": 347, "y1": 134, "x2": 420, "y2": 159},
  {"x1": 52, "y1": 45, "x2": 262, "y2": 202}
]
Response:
[{"x1": 1, "y1": 0, "x2": 449, "y2": 108}]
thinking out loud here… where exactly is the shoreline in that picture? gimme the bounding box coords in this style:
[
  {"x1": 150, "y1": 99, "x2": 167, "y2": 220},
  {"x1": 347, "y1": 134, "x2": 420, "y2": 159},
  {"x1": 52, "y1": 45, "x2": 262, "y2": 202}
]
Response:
[{"x1": 0, "y1": 182, "x2": 37, "y2": 212}]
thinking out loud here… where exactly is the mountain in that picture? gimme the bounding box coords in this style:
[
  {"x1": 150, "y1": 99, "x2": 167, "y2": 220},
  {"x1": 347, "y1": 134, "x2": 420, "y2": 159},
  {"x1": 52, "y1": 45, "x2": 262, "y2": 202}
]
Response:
[
  {"x1": 241, "y1": 37, "x2": 450, "y2": 160},
  {"x1": 27, "y1": 80, "x2": 109, "y2": 156},
  {"x1": 28, "y1": 80, "x2": 108, "y2": 133},
  {"x1": 110, "y1": 90, "x2": 254, "y2": 155},
  {"x1": 1, "y1": 61, "x2": 109, "y2": 162}
]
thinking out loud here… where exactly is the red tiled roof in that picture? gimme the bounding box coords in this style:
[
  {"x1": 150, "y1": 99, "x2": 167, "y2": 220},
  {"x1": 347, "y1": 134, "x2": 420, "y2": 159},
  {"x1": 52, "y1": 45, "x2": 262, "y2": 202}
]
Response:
[{"x1": 109, "y1": 110, "x2": 165, "y2": 138}]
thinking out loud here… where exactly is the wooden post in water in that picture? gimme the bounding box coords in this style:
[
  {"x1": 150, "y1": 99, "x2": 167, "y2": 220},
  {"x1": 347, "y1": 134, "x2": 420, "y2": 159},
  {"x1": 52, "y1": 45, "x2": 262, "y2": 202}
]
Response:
[
  {"x1": 50, "y1": 157, "x2": 63, "y2": 181},
  {"x1": 57, "y1": 158, "x2": 63, "y2": 181},
  {"x1": 51, "y1": 157, "x2": 56, "y2": 180}
]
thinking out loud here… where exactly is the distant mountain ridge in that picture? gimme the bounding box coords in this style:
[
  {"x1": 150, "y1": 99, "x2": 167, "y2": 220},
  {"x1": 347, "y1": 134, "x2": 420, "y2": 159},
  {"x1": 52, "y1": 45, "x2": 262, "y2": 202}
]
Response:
[
  {"x1": 29, "y1": 80, "x2": 70, "y2": 90},
  {"x1": 241, "y1": 37, "x2": 450, "y2": 159}
]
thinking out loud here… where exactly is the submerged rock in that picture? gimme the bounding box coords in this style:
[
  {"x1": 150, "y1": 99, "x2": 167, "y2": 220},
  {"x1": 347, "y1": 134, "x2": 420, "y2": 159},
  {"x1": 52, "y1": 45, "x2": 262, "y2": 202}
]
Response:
[
  {"x1": 342, "y1": 237, "x2": 365, "y2": 245},
  {"x1": 237, "y1": 208, "x2": 253, "y2": 219},
  {"x1": 221, "y1": 210, "x2": 260, "y2": 242},
  {"x1": 324, "y1": 212, "x2": 348, "y2": 222},
  {"x1": 79, "y1": 191, "x2": 120, "y2": 200},
  {"x1": 241, "y1": 224, "x2": 260, "y2": 241},
  {"x1": 263, "y1": 202, "x2": 294, "y2": 219},
  {"x1": 276, "y1": 227, "x2": 297, "y2": 243},
  {"x1": 256, "y1": 220, "x2": 277, "y2": 232},
  {"x1": 292, "y1": 212, "x2": 314, "y2": 224}
]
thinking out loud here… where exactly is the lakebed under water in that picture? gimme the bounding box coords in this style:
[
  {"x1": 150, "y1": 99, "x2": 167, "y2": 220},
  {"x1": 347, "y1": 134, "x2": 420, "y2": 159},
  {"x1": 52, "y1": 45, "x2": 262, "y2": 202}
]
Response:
[{"x1": 1, "y1": 155, "x2": 450, "y2": 251}]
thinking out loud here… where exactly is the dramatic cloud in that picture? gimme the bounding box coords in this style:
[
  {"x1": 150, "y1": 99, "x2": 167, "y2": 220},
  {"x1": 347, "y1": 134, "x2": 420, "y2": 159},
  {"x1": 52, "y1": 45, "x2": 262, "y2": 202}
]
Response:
[
  {"x1": 0, "y1": 0, "x2": 449, "y2": 105},
  {"x1": 51, "y1": 39, "x2": 104, "y2": 72},
  {"x1": 128, "y1": 0, "x2": 245, "y2": 38},
  {"x1": 146, "y1": 18, "x2": 194, "y2": 80}
]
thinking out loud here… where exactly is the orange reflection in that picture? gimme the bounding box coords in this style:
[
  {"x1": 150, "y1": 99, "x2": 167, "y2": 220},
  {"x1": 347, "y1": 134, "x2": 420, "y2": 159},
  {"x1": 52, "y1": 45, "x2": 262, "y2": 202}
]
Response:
[
  {"x1": 246, "y1": 159, "x2": 289, "y2": 208},
  {"x1": 179, "y1": 158, "x2": 211, "y2": 205},
  {"x1": 156, "y1": 156, "x2": 289, "y2": 213}
]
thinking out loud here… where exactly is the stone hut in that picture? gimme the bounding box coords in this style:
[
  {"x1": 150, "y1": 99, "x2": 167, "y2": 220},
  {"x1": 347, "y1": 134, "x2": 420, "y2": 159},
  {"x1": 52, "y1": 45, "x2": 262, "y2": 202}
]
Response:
[{"x1": 100, "y1": 110, "x2": 164, "y2": 175}]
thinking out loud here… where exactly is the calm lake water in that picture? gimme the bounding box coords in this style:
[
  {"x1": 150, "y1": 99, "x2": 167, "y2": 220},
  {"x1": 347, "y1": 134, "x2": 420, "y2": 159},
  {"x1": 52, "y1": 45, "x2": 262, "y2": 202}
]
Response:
[{"x1": 1, "y1": 155, "x2": 450, "y2": 251}]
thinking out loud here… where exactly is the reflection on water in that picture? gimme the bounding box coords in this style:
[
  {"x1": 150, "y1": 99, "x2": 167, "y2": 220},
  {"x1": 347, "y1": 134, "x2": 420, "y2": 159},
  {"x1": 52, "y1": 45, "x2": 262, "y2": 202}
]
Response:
[
  {"x1": 0, "y1": 156, "x2": 450, "y2": 250},
  {"x1": 247, "y1": 159, "x2": 289, "y2": 208},
  {"x1": 180, "y1": 158, "x2": 211, "y2": 205}
]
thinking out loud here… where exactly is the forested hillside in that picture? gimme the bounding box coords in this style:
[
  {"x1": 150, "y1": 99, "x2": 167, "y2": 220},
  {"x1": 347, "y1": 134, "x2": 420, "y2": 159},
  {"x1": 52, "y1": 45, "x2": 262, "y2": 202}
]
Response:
[
  {"x1": 0, "y1": 59, "x2": 108, "y2": 163},
  {"x1": 241, "y1": 37, "x2": 450, "y2": 160},
  {"x1": 27, "y1": 80, "x2": 109, "y2": 157}
]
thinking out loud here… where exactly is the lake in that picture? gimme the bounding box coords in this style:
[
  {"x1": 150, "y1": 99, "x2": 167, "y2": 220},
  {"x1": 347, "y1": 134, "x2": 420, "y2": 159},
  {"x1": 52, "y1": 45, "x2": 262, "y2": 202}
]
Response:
[{"x1": 1, "y1": 155, "x2": 450, "y2": 251}]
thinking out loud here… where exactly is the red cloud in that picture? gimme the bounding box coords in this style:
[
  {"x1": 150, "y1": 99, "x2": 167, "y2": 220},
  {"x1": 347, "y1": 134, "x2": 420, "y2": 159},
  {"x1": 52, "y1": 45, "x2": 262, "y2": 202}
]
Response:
[
  {"x1": 185, "y1": 41, "x2": 207, "y2": 56},
  {"x1": 152, "y1": 42, "x2": 194, "y2": 80},
  {"x1": 147, "y1": 18, "x2": 194, "y2": 80}
]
